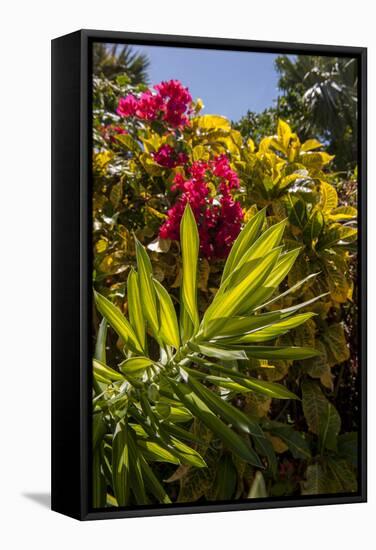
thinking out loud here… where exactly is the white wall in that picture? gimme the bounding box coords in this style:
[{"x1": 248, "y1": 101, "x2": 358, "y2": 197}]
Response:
[{"x1": 0, "y1": 1, "x2": 373, "y2": 548}]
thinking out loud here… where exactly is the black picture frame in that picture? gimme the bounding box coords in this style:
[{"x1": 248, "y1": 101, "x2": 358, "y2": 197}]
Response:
[{"x1": 51, "y1": 29, "x2": 367, "y2": 521}]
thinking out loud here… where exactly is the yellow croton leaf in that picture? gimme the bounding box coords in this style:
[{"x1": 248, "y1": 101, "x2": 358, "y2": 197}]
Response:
[
  {"x1": 300, "y1": 151, "x2": 335, "y2": 169},
  {"x1": 320, "y1": 181, "x2": 338, "y2": 212},
  {"x1": 193, "y1": 114, "x2": 231, "y2": 131},
  {"x1": 94, "y1": 150, "x2": 113, "y2": 173},
  {"x1": 301, "y1": 139, "x2": 323, "y2": 152},
  {"x1": 95, "y1": 239, "x2": 108, "y2": 254},
  {"x1": 277, "y1": 119, "x2": 293, "y2": 151}
]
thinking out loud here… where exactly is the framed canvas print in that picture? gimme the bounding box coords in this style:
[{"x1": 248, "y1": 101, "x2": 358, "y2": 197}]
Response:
[{"x1": 51, "y1": 30, "x2": 367, "y2": 520}]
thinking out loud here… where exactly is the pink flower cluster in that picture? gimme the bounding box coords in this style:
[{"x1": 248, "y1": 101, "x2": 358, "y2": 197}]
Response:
[
  {"x1": 152, "y1": 144, "x2": 188, "y2": 168},
  {"x1": 159, "y1": 155, "x2": 243, "y2": 259},
  {"x1": 117, "y1": 80, "x2": 192, "y2": 128}
]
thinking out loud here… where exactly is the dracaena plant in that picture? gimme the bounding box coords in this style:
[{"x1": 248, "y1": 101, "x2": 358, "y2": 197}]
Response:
[{"x1": 93, "y1": 204, "x2": 322, "y2": 507}]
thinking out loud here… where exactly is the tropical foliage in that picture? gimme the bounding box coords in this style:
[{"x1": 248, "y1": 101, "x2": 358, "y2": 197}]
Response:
[
  {"x1": 235, "y1": 55, "x2": 358, "y2": 170},
  {"x1": 92, "y1": 49, "x2": 359, "y2": 507}
]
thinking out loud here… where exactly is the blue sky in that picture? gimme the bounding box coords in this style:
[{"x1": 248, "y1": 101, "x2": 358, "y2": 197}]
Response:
[{"x1": 128, "y1": 45, "x2": 281, "y2": 121}]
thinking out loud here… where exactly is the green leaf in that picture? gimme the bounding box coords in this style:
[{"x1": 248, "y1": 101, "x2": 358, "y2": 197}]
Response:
[
  {"x1": 204, "y1": 248, "x2": 281, "y2": 326},
  {"x1": 303, "y1": 210, "x2": 324, "y2": 245},
  {"x1": 112, "y1": 421, "x2": 130, "y2": 507},
  {"x1": 94, "y1": 291, "x2": 142, "y2": 354},
  {"x1": 231, "y1": 376, "x2": 298, "y2": 400},
  {"x1": 256, "y1": 281, "x2": 326, "y2": 314},
  {"x1": 253, "y1": 435, "x2": 277, "y2": 476},
  {"x1": 178, "y1": 460, "x2": 216, "y2": 503},
  {"x1": 180, "y1": 303, "x2": 195, "y2": 344},
  {"x1": 115, "y1": 133, "x2": 142, "y2": 153},
  {"x1": 318, "y1": 224, "x2": 357, "y2": 250},
  {"x1": 189, "y1": 355, "x2": 298, "y2": 400},
  {"x1": 137, "y1": 440, "x2": 180, "y2": 464},
  {"x1": 127, "y1": 427, "x2": 148, "y2": 504},
  {"x1": 241, "y1": 247, "x2": 301, "y2": 311},
  {"x1": 238, "y1": 218, "x2": 287, "y2": 265},
  {"x1": 93, "y1": 444, "x2": 106, "y2": 508},
  {"x1": 135, "y1": 238, "x2": 159, "y2": 336},
  {"x1": 248, "y1": 471, "x2": 267, "y2": 498},
  {"x1": 320, "y1": 323, "x2": 350, "y2": 367},
  {"x1": 164, "y1": 406, "x2": 193, "y2": 423},
  {"x1": 139, "y1": 453, "x2": 172, "y2": 504},
  {"x1": 110, "y1": 181, "x2": 123, "y2": 209},
  {"x1": 183, "y1": 367, "x2": 265, "y2": 438},
  {"x1": 225, "y1": 345, "x2": 321, "y2": 361},
  {"x1": 119, "y1": 356, "x2": 154, "y2": 376},
  {"x1": 155, "y1": 401, "x2": 193, "y2": 423},
  {"x1": 170, "y1": 436, "x2": 207, "y2": 468},
  {"x1": 127, "y1": 269, "x2": 146, "y2": 350},
  {"x1": 188, "y1": 341, "x2": 248, "y2": 361},
  {"x1": 163, "y1": 426, "x2": 202, "y2": 451},
  {"x1": 210, "y1": 455, "x2": 237, "y2": 501},
  {"x1": 337, "y1": 432, "x2": 358, "y2": 468},
  {"x1": 93, "y1": 413, "x2": 107, "y2": 450},
  {"x1": 180, "y1": 203, "x2": 199, "y2": 331},
  {"x1": 301, "y1": 459, "x2": 357, "y2": 495},
  {"x1": 269, "y1": 426, "x2": 311, "y2": 459},
  {"x1": 154, "y1": 279, "x2": 180, "y2": 348},
  {"x1": 204, "y1": 375, "x2": 254, "y2": 393},
  {"x1": 287, "y1": 196, "x2": 307, "y2": 229},
  {"x1": 207, "y1": 312, "x2": 285, "y2": 341},
  {"x1": 167, "y1": 377, "x2": 263, "y2": 467},
  {"x1": 221, "y1": 208, "x2": 266, "y2": 283},
  {"x1": 93, "y1": 358, "x2": 124, "y2": 382},
  {"x1": 301, "y1": 463, "x2": 327, "y2": 495},
  {"x1": 302, "y1": 380, "x2": 341, "y2": 452},
  {"x1": 94, "y1": 318, "x2": 107, "y2": 363},
  {"x1": 325, "y1": 457, "x2": 357, "y2": 493},
  {"x1": 221, "y1": 313, "x2": 315, "y2": 344}
]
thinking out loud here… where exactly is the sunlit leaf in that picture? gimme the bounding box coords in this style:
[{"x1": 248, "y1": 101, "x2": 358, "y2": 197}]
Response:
[
  {"x1": 180, "y1": 203, "x2": 199, "y2": 332},
  {"x1": 135, "y1": 238, "x2": 159, "y2": 336},
  {"x1": 154, "y1": 278, "x2": 180, "y2": 348},
  {"x1": 93, "y1": 358, "x2": 124, "y2": 382},
  {"x1": 119, "y1": 356, "x2": 154, "y2": 376},
  {"x1": 112, "y1": 421, "x2": 130, "y2": 506},
  {"x1": 94, "y1": 317, "x2": 107, "y2": 364},
  {"x1": 221, "y1": 208, "x2": 266, "y2": 283},
  {"x1": 220, "y1": 313, "x2": 316, "y2": 344},
  {"x1": 94, "y1": 291, "x2": 142, "y2": 354},
  {"x1": 204, "y1": 248, "x2": 281, "y2": 326},
  {"x1": 127, "y1": 269, "x2": 146, "y2": 350},
  {"x1": 248, "y1": 471, "x2": 267, "y2": 498},
  {"x1": 115, "y1": 133, "x2": 142, "y2": 153}
]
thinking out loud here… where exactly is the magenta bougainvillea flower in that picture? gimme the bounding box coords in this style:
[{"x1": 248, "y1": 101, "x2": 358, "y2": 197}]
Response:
[
  {"x1": 116, "y1": 95, "x2": 138, "y2": 117},
  {"x1": 152, "y1": 144, "x2": 188, "y2": 168},
  {"x1": 117, "y1": 80, "x2": 192, "y2": 128},
  {"x1": 153, "y1": 80, "x2": 193, "y2": 127},
  {"x1": 116, "y1": 80, "x2": 242, "y2": 258},
  {"x1": 159, "y1": 155, "x2": 243, "y2": 259}
]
